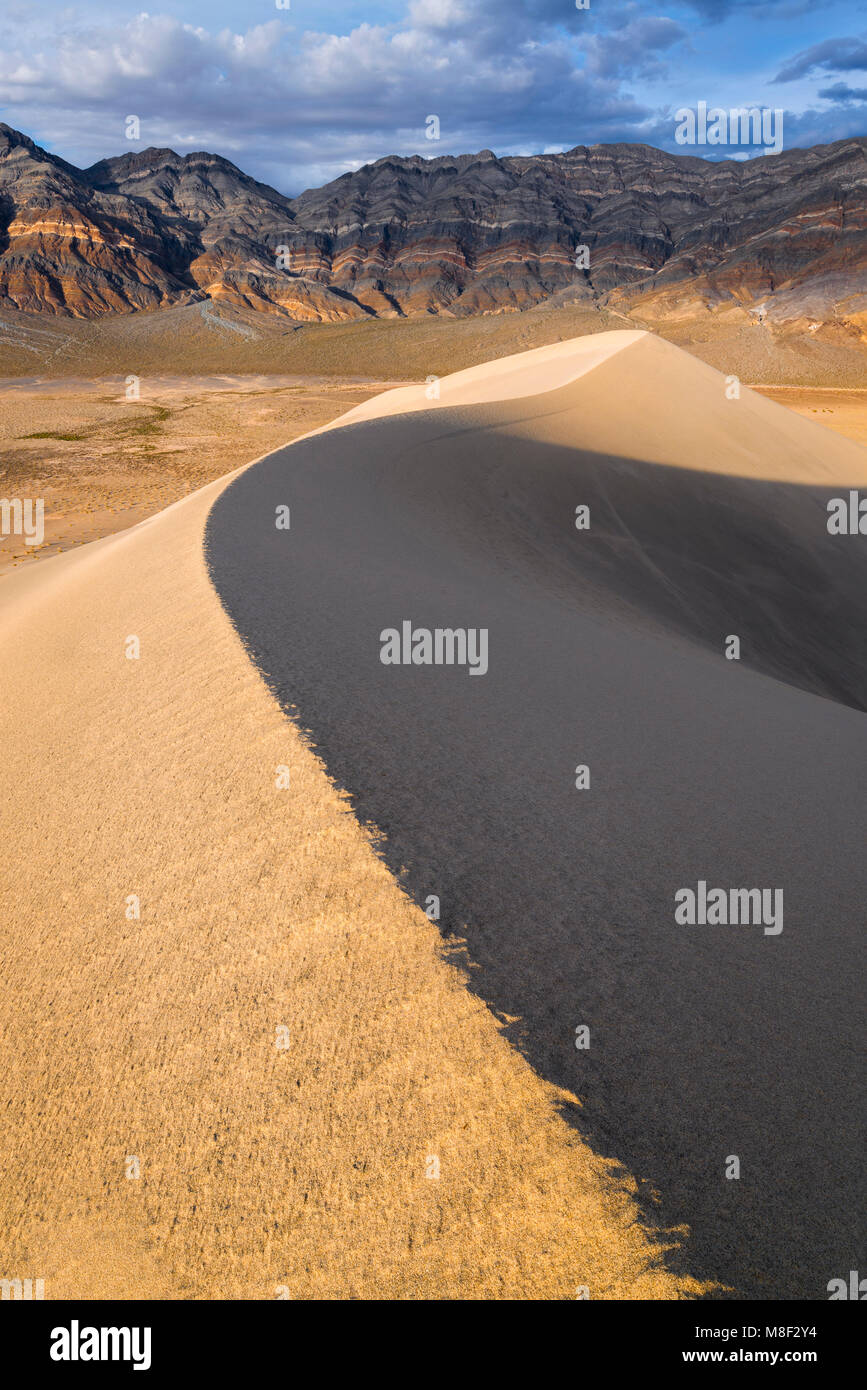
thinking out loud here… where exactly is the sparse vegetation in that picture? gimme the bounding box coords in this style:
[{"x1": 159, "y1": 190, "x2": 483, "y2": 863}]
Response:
[{"x1": 20, "y1": 430, "x2": 86, "y2": 441}]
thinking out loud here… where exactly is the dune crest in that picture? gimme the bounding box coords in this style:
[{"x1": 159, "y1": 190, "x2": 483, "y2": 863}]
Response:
[{"x1": 337, "y1": 328, "x2": 646, "y2": 422}]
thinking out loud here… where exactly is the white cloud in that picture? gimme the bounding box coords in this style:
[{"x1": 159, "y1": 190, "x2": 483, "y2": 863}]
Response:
[{"x1": 0, "y1": 7, "x2": 653, "y2": 189}]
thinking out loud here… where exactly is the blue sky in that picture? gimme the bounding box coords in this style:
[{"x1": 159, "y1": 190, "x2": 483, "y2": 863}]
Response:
[{"x1": 1, "y1": 0, "x2": 865, "y2": 194}]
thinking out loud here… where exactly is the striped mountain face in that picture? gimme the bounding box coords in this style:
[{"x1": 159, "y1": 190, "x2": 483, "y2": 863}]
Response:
[{"x1": 1, "y1": 124, "x2": 865, "y2": 336}]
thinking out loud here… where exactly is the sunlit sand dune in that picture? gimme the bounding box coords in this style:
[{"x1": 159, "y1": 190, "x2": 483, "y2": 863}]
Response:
[
  {"x1": 337, "y1": 329, "x2": 647, "y2": 422},
  {"x1": 1, "y1": 329, "x2": 864, "y2": 1299}
]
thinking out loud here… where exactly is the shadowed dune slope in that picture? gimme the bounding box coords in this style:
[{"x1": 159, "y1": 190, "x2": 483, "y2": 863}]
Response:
[
  {"x1": 330, "y1": 331, "x2": 867, "y2": 710},
  {"x1": 206, "y1": 331, "x2": 867, "y2": 1300}
]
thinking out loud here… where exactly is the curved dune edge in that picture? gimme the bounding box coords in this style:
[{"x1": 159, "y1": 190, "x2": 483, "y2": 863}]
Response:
[
  {"x1": 337, "y1": 328, "x2": 647, "y2": 425},
  {"x1": 0, "y1": 360, "x2": 714, "y2": 1300}
]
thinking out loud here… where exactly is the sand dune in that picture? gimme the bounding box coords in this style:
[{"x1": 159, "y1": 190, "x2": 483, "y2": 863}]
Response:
[
  {"x1": 1, "y1": 329, "x2": 864, "y2": 1300},
  {"x1": 0, "y1": 336, "x2": 711, "y2": 1300},
  {"x1": 343, "y1": 328, "x2": 867, "y2": 484},
  {"x1": 337, "y1": 329, "x2": 647, "y2": 422},
  {"x1": 206, "y1": 331, "x2": 867, "y2": 1299}
]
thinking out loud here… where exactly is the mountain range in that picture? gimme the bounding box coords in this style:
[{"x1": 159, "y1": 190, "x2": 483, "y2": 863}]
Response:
[{"x1": 1, "y1": 123, "x2": 865, "y2": 340}]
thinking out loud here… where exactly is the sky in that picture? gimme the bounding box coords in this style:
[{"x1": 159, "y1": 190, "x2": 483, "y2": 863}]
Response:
[{"x1": 0, "y1": 0, "x2": 865, "y2": 195}]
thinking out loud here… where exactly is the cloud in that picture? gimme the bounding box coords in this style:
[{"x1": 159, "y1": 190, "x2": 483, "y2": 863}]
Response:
[
  {"x1": 0, "y1": 2, "x2": 863, "y2": 194},
  {"x1": 818, "y1": 81, "x2": 867, "y2": 103},
  {"x1": 583, "y1": 16, "x2": 688, "y2": 80},
  {"x1": 774, "y1": 35, "x2": 867, "y2": 82},
  {"x1": 407, "y1": 0, "x2": 472, "y2": 30},
  {"x1": 0, "y1": 7, "x2": 658, "y2": 192}
]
